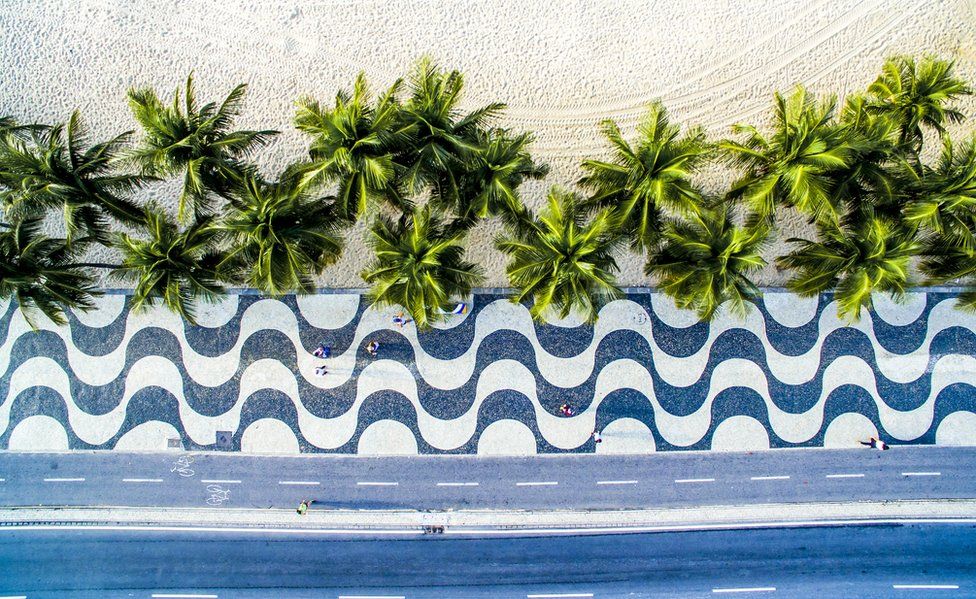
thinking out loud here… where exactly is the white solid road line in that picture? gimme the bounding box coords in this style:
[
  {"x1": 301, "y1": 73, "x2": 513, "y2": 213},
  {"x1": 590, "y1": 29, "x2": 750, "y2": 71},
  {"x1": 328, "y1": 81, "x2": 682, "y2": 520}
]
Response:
[
  {"x1": 43, "y1": 477, "x2": 85, "y2": 482},
  {"x1": 596, "y1": 480, "x2": 638, "y2": 485},
  {"x1": 436, "y1": 482, "x2": 479, "y2": 487},
  {"x1": 675, "y1": 478, "x2": 715, "y2": 483},
  {"x1": 338, "y1": 595, "x2": 406, "y2": 599},
  {"x1": 526, "y1": 594, "x2": 594, "y2": 598},
  {"x1": 902, "y1": 472, "x2": 941, "y2": 477},
  {"x1": 122, "y1": 478, "x2": 163, "y2": 483},
  {"x1": 200, "y1": 480, "x2": 242, "y2": 484},
  {"x1": 278, "y1": 481, "x2": 320, "y2": 486},
  {"x1": 826, "y1": 473, "x2": 865, "y2": 479},
  {"x1": 151, "y1": 594, "x2": 218, "y2": 598},
  {"x1": 357, "y1": 481, "x2": 399, "y2": 486},
  {"x1": 712, "y1": 587, "x2": 776, "y2": 593},
  {"x1": 516, "y1": 481, "x2": 559, "y2": 486},
  {"x1": 893, "y1": 584, "x2": 960, "y2": 589},
  {"x1": 0, "y1": 595, "x2": 28, "y2": 599},
  {"x1": 750, "y1": 476, "x2": 790, "y2": 481}
]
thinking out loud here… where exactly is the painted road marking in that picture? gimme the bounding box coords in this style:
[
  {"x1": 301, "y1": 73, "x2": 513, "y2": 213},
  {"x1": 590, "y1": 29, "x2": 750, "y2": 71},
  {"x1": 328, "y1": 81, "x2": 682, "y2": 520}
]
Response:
[
  {"x1": 0, "y1": 595, "x2": 28, "y2": 599},
  {"x1": 357, "y1": 481, "x2": 399, "y2": 486},
  {"x1": 278, "y1": 481, "x2": 320, "y2": 486},
  {"x1": 200, "y1": 480, "x2": 241, "y2": 484},
  {"x1": 151, "y1": 595, "x2": 219, "y2": 598},
  {"x1": 436, "y1": 482, "x2": 479, "y2": 487},
  {"x1": 893, "y1": 584, "x2": 959, "y2": 589},
  {"x1": 516, "y1": 481, "x2": 558, "y2": 487},
  {"x1": 338, "y1": 596, "x2": 406, "y2": 599},
  {"x1": 902, "y1": 472, "x2": 941, "y2": 477},
  {"x1": 826, "y1": 473, "x2": 865, "y2": 479},
  {"x1": 0, "y1": 478, "x2": 5, "y2": 482},
  {"x1": 122, "y1": 478, "x2": 163, "y2": 483},
  {"x1": 527, "y1": 594, "x2": 594, "y2": 598},
  {"x1": 43, "y1": 477, "x2": 85, "y2": 482},
  {"x1": 597, "y1": 480, "x2": 638, "y2": 485},
  {"x1": 713, "y1": 587, "x2": 776, "y2": 593},
  {"x1": 750, "y1": 476, "x2": 790, "y2": 481},
  {"x1": 675, "y1": 478, "x2": 715, "y2": 484}
]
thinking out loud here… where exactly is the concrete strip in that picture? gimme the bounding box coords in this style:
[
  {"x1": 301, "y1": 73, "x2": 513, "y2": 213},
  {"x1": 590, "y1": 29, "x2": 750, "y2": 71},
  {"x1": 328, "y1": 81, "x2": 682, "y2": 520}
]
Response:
[{"x1": 1, "y1": 500, "x2": 974, "y2": 532}]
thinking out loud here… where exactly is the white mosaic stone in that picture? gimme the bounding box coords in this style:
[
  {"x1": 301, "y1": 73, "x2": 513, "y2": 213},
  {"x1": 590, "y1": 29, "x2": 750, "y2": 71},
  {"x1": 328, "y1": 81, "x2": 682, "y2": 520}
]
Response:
[
  {"x1": 8, "y1": 415, "x2": 68, "y2": 451},
  {"x1": 72, "y1": 295, "x2": 127, "y2": 328},
  {"x1": 357, "y1": 420, "x2": 418, "y2": 455},
  {"x1": 477, "y1": 419, "x2": 537, "y2": 455},
  {"x1": 710, "y1": 415, "x2": 770, "y2": 452},
  {"x1": 296, "y1": 294, "x2": 360, "y2": 330},
  {"x1": 241, "y1": 418, "x2": 301, "y2": 454},
  {"x1": 595, "y1": 418, "x2": 656, "y2": 454},
  {"x1": 650, "y1": 293, "x2": 700, "y2": 329},
  {"x1": 936, "y1": 411, "x2": 976, "y2": 446},
  {"x1": 114, "y1": 421, "x2": 182, "y2": 452},
  {"x1": 763, "y1": 292, "x2": 818, "y2": 328},
  {"x1": 872, "y1": 292, "x2": 927, "y2": 327},
  {"x1": 192, "y1": 295, "x2": 240, "y2": 328},
  {"x1": 823, "y1": 413, "x2": 878, "y2": 448}
]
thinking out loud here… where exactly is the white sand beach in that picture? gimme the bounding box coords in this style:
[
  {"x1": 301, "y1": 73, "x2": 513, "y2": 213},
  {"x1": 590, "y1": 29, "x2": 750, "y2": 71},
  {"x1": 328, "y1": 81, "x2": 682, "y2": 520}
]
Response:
[{"x1": 1, "y1": 0, "x2": 975, "y2": 288}]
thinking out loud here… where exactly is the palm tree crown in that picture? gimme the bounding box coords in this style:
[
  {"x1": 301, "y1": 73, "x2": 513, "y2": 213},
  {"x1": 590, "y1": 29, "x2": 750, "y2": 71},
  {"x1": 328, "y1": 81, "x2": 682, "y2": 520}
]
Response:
[
  {"x1": 127, "y1": 74, "x2": 277, "y2": 219},
  {"x1": 645, "y1": 204, "x2": 767, "y2": 321},
  {"x1": 294, "y1": 73, "x2": 407, "y2": 221},
  {"x1": 497, "y1": 187, "x2": 623, "y2": 323},
  {"x1": 902, "y1": 135, "x2": 976, "y2": 248},
  {"x1": 217, "y1": 172, "x2": 344, "y2": 296},
  {"x1": 722, "y1": 87, "x2": 855, "y2": 226},
  {"x1": 114, "y1": 207, "x2": 223, "y2": 324},
  {"x1": 580, "y1": 101, "x2": 710, "y2": 251},
  {"x1": 867, "y1": 55, "x2": 972, "y2": 148},
  {"x1": 361, "y1": 205, "x2": 482, "y2": 330},
  {"x1": 0, "y1": 218, "x2": 100, "y2": 327},
  {"x1": 776, "y1": 213, "x2": 920, "y2": 321},
  {"x1": 0, "y1": 111, "x2": 145, "y2": 243}
]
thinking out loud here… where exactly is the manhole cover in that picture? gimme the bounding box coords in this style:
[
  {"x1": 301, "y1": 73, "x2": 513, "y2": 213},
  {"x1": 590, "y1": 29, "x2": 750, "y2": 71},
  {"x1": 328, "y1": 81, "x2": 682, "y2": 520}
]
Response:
[
  {"x1": 167, "y1": 437, "x2": 182, "y2": 449},
  {"x1": 215, "y1": 431, "x2": 233, "y2": 450}
]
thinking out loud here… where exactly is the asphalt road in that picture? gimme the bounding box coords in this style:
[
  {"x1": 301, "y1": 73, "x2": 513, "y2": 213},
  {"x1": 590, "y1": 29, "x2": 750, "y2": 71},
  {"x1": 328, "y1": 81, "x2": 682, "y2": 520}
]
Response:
[
  {"x1": 1, "y1": 522, "x2": 974, "y2": 598},
  {"x1": 0, "y1": 447, "x2": 973, "y2": 511}
]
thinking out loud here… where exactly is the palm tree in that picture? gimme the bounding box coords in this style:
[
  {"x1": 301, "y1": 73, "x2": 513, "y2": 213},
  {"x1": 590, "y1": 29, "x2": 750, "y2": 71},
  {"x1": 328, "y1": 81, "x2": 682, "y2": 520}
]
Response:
[
  {"x1": 396, "y1": 58, "x2": 504, "y2": 205},
  {"x1": 442, "y1": 128, "x2": 548, "y2": 229},
  {"x1": 114, "y1": 207, "x2": 223, "y2": 324},
  {"x1": 721, "y1": 87, "x2": 855, "y2": 227},
  {"x1": 216, "y1": 172, "x2": 344, "y2": 296},
  {"x1": 645, "y1": 204, "x2": 767, "y2": 321},
  {"x1": 901, "y1": 135, "x2": 976, "y2": 248},
  {"x1": 361, "y1": 205, "x2": 482, "y2": 330},
  {"x1": 127, "y1": 73, "x2": 277, "y2": 220},
  {"x1": 867, "y1": 56, "x2": 972, "y2": 149},
  {"x1": 579, "y1": 101, "x2": 710, "y2": 251},
  {"x1": 0, "y1": 111, "x2": 145, "y2": 244},
  {"x1": 0, "y1": 218, "x2": 100, "y2": 327},
  {"x1": 294, "y1": 73, "x2": 409, "y2": 221},
  {"x1": 776, "y1": 213, "x2": 920, "y2": 321},
  {"x1": 497, "y1": 187, "x2": 623, "y2": 323},
  {"x1": 920, "y1": 235, "x2": 976, "y2": 312}
]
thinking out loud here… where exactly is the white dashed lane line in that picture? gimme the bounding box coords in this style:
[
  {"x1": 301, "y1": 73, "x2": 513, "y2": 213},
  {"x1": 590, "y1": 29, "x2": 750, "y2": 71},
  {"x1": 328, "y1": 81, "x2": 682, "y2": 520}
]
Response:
[
  {"x1": 826, "y1": 473, "x2": 865, "y2": 479},
  {"x1": 43, "y1": 477, "x2": 85, "y2": 482},
  {"x1": 357, "y1": 481, "x2": 399, "y2": 487},
  {"x1": 278, "y1": 481, "x2": 320, "y2": 486},
  {"x1": 902, "y1": 472, "x2": 941, "y2": 477},
  {"x1": 338, "y1": 595, "x2": 406, "y2": 599},
  {"x1": 596, "y1": 480, "x2": 638, "y2": 486},
  {"x1": 675, "y1": 478, "x2": 715, "y2": 484},
  {"x1": 516, "y1": 481, "x2": 559, "y2": 487},
  {"x1": 892, "y1": 584, "x2": 959, "y2": 590},
  {"x1": 436, "y1": 482, "x2": 479, "y2": 487},
  {"x1": 526, "y1": 593, "x2": 594, "y2": 598},
  {"x1": 151, "y1": 594, "x2": 218, "y2": 598},
  {"x1": 750, "y1": 476, "x2": 790, "y2": 481},
  {"x1": 122, "y1": 478, "x2": 163, "y2": 483},
  {"x1": 712, "y1": 587, "x2": 776, "y2": 593},
  {"x1": 200, "y1": 479, "x2": 241, "y2": 484}
]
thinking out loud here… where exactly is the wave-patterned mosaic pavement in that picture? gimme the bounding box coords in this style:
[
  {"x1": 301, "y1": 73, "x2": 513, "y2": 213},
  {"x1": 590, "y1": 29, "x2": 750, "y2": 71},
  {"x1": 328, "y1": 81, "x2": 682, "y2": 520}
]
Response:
[{"x1": 2, "y1": 290, "x2": 976, "y2": 455}]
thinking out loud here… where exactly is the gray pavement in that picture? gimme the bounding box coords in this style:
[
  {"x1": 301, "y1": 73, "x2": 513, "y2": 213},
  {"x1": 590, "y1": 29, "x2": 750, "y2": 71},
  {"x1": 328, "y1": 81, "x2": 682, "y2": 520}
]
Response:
[
  {"x1": 1, "y1": 522, "x2": 974, "y2": 598},
  {"x1": 0, "y1": 447, "x2": 973, "y2": 512}
]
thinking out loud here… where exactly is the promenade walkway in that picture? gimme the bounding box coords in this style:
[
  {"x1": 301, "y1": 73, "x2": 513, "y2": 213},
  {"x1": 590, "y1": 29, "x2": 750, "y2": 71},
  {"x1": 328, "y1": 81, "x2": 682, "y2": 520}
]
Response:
[{"x1": 1, "y1": 290, "x2": 974, "y2": 455}]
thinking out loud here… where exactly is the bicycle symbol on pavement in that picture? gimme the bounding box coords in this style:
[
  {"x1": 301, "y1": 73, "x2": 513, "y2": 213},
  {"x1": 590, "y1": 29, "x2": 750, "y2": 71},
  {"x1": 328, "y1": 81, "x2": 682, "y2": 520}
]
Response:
[
  {"x1": 206, "y1": 484, "x2": 231, "y2": 506},
  {"x1": 170, "y1": 455, "x2": 195, "y2": 478}
]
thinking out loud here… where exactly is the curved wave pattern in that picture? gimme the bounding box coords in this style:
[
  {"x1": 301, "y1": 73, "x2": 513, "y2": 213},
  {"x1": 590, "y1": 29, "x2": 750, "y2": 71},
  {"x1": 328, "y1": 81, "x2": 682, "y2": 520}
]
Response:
[{"x1": 1, "y1": 291, "x2": 975, "y2": 454}]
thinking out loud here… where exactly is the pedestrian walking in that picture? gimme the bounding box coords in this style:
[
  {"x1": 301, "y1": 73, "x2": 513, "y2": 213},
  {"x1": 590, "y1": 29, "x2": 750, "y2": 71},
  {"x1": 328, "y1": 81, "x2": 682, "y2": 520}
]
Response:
[
  {"x1": 393, "y1": 311, "x2": 412, "y2": 328},
  {"x1": 314, "y1": 365, "x2": 328, "y2": 376},
  {"x1": 591, "y1": 429, "x2": 602, "y2": 444},
  {"x1": 366, "y1": 340, "x2": 380, "y2": 357},
  {"x1": 297, "y1": 499, "x2": 315, "y2": 515},
  {"x1": 559, "y1": 403, "x2": 575, "y2": 417},
  {"x1": 859, "y1": 437, "x2": 889, "y2": 450},
  {"x1": 313, "y1": 344, "x2": 331, "y2": 358}
]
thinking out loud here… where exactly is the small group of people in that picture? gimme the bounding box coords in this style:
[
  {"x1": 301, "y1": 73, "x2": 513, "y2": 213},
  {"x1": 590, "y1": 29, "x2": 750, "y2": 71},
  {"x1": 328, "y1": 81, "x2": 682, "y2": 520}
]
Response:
[
  {"x1": 312, "y1": 343, "x2": 331, "y2": 376},
  {"x1": 860, "y1": 437, "x2": 890, "y2": 451},
  {"x1": 558, "y1": 403, "x2": 602, "y2": 444}
]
